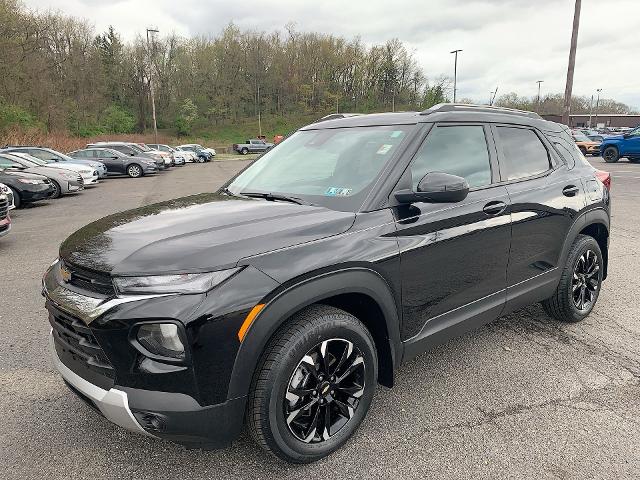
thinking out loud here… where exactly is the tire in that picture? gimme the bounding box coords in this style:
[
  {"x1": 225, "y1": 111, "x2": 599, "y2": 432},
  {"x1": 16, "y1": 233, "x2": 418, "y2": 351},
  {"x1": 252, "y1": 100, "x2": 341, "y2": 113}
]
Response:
[
  {"x1": 542, "y1": 234, "x2": 603, "y2": 323},
  {"x1": 629, "y1": 157, "x2": 640, "y2": 164},
  {"x1": 9, "y1": 187, "x2": 21, "y2": 209},
  {"x1": 241, "y1": 148, "x2": 249, "y2": 155},
  {"x1": 247, "y1": 304, "x2": 377, "y2": 463},
  {"x1": 603, "y1": 146, "x2": 619, "y2": 163},
  {"x1": 50, "y1": 180, "x2": 61, "y2": 199},
  {"x1": 127, "y1": 164, "x2": 143, "y2": 178},
  {"x1": 198, "y1": 155, "x2": 206, "y2": 163}
]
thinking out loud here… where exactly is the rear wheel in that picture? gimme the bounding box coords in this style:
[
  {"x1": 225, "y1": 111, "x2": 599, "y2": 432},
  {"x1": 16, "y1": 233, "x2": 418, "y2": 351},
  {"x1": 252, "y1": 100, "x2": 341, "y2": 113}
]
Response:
[
  {"x1": 603, "y1": 146, "x2": 619, "y2": 163},
  {"x1": 542, "y1": 234, "x2": 603, "y2": 322},
  {"x1": 241, "y1": 148, "x2": 249, "y2": 155},
  {"x1": 127, "y1": 164, "x2": 143, "y2": 178},
  {"x1": 247, "y1": 305, "x2": 377, "y2": 463}
]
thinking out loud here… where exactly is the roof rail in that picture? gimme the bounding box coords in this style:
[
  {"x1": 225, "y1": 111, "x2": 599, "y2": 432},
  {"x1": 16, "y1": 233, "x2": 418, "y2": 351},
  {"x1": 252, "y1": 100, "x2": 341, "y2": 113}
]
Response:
[{"x1": 421, "y1": 103, "x2": 542, "y2": 120}]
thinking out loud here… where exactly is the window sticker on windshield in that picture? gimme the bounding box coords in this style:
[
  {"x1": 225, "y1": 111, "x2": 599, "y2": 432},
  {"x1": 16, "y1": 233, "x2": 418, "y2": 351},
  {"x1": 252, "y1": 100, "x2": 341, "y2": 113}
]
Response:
[
  {"x1": 325, "y1": 187, "x2": 353, "y2": 197},
  {"x1": 390, "y1": 130, "x2": 403, "y2": 138},
  {"x1": 377, "y1": 144, "x2": 393, "y2": 155}
]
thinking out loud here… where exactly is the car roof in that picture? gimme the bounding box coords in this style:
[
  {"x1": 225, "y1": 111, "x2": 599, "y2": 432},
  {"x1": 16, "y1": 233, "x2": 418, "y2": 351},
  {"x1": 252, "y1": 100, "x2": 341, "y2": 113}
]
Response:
[{"x1": 301, "y1": 103, "x2": 564, "y2": 133}]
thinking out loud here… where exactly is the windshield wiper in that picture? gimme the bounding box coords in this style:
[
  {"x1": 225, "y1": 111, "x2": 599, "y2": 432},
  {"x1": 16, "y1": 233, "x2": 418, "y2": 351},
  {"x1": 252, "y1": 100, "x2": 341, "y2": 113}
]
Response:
[{"x1": 239, "y1": 191, "x2": 309, "y2": 205}]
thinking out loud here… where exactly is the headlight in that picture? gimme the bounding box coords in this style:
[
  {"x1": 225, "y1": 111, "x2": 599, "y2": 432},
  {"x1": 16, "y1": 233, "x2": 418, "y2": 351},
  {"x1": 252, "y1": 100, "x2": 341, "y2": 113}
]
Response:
[
  {"x1": 18, "y1": 179, "x2": 44, "y2": 184},
  {"x1": 113, "y1": 268, "x2": 240, "y2": 294},
  {"x1": 136, "y1": 323, "x2": 185, "y2": 360}
]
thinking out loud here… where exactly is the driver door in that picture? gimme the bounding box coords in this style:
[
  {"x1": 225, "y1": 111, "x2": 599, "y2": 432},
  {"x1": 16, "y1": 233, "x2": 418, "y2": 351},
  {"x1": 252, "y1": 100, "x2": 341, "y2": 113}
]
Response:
[{"x1": 394, "y1": 124, "x2": 511, "y2": 346}]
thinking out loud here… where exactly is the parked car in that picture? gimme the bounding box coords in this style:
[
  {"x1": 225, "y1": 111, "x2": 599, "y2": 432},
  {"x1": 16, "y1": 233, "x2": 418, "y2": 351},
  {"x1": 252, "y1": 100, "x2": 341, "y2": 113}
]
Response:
[
  {"x1": 69, "y1": 148, "x2": 159, "y2": 178},
  {"x1": 2, "y1": 146, "x2": 108, "y2": 178},
  {"x1": 0, "y1": 167, "x2": 54, "y2": 208},
  {"x1": 233, "y1": 138, "x2": 274, "y2": 155},
  {"x1": 0, "y1": 152, "x2": 84, "y2": 198},
  {"x1": 176, "y1": 144, "x2": 212, "y2": 162},
  {"x1": 571, "y1": 132, "x2": 601, "y2": 156},
  {"x1": 600, "y1": 125, "x2": 640, "y2": 163},
  {"x1": 574, "y1": 129, "x2": 605, "y2": 143},
  {"x1": 135, "y1": 143, "x2": 173, "y2": 167},
  {"x1": 173, "y1": 146, "x2": 199, "y2": 163},
  {"x1": 87, "y1": 142, "x2": 165, "y2": 170},
  {"x1": 147, "y1": 144, "x2": 187, "y2": 166},
  {"x1": 0, "y1": 183, "x2": 15, "y2": 210},
  {"x1": 203, "y1": 147, "x2": 216, "y2": 158},
  {"x1": 0, "y1": 186, "x2": 10, "y2": 238},
  {"x1": 44, "y1": 104, "x2": 610, "y2": 463}
]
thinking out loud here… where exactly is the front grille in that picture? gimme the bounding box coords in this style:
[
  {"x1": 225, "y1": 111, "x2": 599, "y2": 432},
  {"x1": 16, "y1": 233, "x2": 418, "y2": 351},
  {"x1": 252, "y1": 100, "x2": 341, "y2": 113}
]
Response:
[
  {"x1": 0, "y1": 197, "x2": 7, "y2": 220},
  {"x1": 49, "y1": 305, "x2": 115, "y2": 389},
  {"x1": 63, "y1": 261, "x2": 115, "y2": 296}
]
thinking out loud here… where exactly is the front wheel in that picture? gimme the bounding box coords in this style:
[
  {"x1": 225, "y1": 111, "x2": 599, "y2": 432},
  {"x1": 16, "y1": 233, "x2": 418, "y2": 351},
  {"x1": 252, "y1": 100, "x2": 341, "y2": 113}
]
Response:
[
  {"x1": 602, "y1": 146, "x2": 619, "y2": 163},
  {"x1": 9, "y1": 187, "x2": 21, "y2": 209},
  {"x1": 542, "y1": 234, "x2": 603, "y2": 322},
  {"x1": 247, "y1": 305, "x2": 377, "y2": 463},
  {"x1": 241, "y1": 148, "x2": 249, "y2": 155},
  {"x1": 127, "y1": 164, "x2": 143, "y2": 178},
  {"x1": 50, "y1": 180, "x2": 62, "y2": 199}
]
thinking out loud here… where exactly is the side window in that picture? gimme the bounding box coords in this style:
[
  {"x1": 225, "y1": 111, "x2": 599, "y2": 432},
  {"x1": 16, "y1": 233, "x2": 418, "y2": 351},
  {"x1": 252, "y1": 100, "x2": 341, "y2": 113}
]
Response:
[
  {"x1": 0, "y1": 156, "x2": 20, "y2": 168},
  {"x1": 496, "y1": 127, "x2": 551, "y2": 180},
  {"x1": 27, "y1": 149, "x2": 47, "y2": 160},
  {"x1": 410, "y1": 125, "x2": 491, "y2": 189}
]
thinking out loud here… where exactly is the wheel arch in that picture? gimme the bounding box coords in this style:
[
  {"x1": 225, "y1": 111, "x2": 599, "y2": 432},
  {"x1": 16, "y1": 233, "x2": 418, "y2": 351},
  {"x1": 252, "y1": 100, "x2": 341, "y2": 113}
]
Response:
[
  {"x1": 227, "y1": 268, "x2": 402, "y2": 400},
  {"x1": 559, "y1": 209, "x2": 609, "y2": 280}
]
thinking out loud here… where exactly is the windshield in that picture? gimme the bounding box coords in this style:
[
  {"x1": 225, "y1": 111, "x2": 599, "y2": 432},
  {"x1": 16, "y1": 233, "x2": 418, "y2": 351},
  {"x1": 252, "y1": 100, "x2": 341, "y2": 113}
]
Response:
[
  {"x1": 7, "y1": 153, "x2": 42, "y2": 167},
  {"x1": 573, "y1": 133, "x2": 591, "y2": 142},
  {"x1": 137, "y1": 144, "x2": 152, "y2": 151},
  {"x1": 226, "y1": 125, "x2": 413, "y2": 211}
]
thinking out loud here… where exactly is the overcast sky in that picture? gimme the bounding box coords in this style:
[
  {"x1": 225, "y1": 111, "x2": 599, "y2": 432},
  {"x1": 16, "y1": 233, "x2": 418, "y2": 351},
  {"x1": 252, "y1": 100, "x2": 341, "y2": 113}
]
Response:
[{"x1": 24, "y1": 0, "x2": 640, "y2": 109}]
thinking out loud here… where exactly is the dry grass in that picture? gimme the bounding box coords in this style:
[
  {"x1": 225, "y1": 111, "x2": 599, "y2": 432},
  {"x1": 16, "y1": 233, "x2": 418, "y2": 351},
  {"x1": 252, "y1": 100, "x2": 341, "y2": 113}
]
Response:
[{"x1": 0, "y1": 128, "x2": 228, "y2": 154}]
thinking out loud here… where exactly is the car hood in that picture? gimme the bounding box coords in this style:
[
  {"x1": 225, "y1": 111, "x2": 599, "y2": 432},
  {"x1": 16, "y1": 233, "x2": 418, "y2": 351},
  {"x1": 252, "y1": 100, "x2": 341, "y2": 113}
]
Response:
[
  {"x1": 604, "y1": 135, "x2": 624, "y2": 141},
  {"x1": 21, "y1": 166, "x2": 76, "y2": 178},
  {"x1": 47, "y1": 163, "x2": 91, "y2": 174},
  {"x1": 59, "y1": 193, "x2": 356, "y2": 276},
  {"x1": 0, "y1": 169, "x2": 48, "y2": 181}
]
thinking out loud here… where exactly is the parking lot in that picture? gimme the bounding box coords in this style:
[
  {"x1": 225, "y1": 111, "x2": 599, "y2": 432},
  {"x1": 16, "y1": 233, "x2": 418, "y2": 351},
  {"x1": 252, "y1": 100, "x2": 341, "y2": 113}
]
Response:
[{"x1": 1, "y1": 157, "x2": 639, "y2": 479}]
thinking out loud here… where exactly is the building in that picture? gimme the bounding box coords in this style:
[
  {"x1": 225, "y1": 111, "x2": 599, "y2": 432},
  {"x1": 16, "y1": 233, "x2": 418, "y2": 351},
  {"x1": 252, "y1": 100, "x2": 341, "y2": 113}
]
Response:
[{"x1": 542, "y1": 114, "x2": 640, "y2": 128}]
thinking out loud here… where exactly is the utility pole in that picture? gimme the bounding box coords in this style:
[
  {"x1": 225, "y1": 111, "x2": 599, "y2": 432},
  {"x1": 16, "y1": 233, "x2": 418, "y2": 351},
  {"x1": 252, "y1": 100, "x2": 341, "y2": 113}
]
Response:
[
  {"x1": 594, "y1": 88, "x2": 602, "y2": 127},
  {"x1": 536, "y1": 80, "x2": 544, "y2": 112},
  {"x1": 561, "y1": 0, "x2": 581, "y2": 126},
  {"x1": 588, "y1": 94, "x2": 594, "y2": 128},
  {"x1": 257, "y1": 83, "x2": 262, "y2": 137},
  {"x1": 146, "y1": 28, "x2": 159, "y2": 145},
  {"x1": 450, "y1": 49, "x2": 462, "y2": 103},
  {"x1": 490, "y1": 86, "x2": 498, "y2": 106}
]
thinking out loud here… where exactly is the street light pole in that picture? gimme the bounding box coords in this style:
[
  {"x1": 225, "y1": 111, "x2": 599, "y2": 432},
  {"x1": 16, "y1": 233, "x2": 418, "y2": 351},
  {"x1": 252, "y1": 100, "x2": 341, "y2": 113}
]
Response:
[
  {"x1": 561, "y1": 0, "x2": 581, "y2": 126},
  {"x1": 450, "y1": 49, "x2": 462, "y2": 103},
  {"x1": 594, "y1": 88, "x2": 602, "y2": 127},
  {"x1": 257, "y1": 83, "x2": 262, "y2": 138},
  {"x1": 588, "y1": 94, "x2": 594, "y2": 128},
  {"x1": 536, "y1": 80, "x2": 544, "y2": 112},
  {"x1": 146, "y1": 28, "x2": 159, "y2": 145}
]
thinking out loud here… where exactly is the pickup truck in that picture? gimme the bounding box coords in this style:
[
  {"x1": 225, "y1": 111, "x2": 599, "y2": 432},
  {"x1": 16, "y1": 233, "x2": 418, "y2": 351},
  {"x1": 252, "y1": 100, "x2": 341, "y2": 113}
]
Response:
[{"x1": 233, "y1": 139, "x2": 274, "y2": 155}]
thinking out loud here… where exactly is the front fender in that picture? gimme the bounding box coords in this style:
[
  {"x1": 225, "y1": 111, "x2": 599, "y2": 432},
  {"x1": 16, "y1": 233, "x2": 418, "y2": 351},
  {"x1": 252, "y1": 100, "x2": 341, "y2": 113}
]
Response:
[{"x1": 226, "y1": 267, "x2": 402, "y2": 400}]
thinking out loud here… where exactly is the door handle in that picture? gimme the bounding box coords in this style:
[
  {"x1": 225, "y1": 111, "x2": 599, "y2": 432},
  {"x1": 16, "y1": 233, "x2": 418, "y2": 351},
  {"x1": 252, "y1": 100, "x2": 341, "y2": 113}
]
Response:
[
  {"x1": 562, "y1": 185, "x2": 579, "y2": 197},
  {"x1": 483, "y1": 201, "x2": 507, "y2": 216}
]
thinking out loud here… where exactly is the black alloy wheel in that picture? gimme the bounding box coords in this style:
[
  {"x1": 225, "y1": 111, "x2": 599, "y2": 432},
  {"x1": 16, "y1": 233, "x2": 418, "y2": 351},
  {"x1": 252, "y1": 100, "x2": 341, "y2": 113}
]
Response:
[
  {"x1": 572, "y1": 249, "x2": 599, "y2": 311},
  {"x1": 285, "y1": 338, "x2": 365, "y2": 444},
  {"x1": 603, "y1": 146, "x2": 619, "y2": 163},
  {"x1": 542, "y1": 234, "x2": 603, "y2": 322},
  {"x1": 241, "y1": 148, "x2": 249, "y2": 155},
  {"x1": 247, "y1": 305, "x2": 377, "y2": 463}
]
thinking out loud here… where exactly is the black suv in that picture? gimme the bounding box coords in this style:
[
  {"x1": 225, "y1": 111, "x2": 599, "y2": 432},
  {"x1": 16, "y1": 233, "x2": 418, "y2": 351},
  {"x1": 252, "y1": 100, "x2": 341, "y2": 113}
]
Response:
[{"x1": 44, "y1": 104, "x2": 610, "y2": 463}]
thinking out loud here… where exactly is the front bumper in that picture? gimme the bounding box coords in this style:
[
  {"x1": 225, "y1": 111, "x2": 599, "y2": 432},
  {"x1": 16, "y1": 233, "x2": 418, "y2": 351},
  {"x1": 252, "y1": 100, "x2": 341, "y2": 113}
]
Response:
[
  {"x1": 67, "y1": 179, "x2": 85, "y2": 192},
  {"x1": 21, "y1": 184, "x2": 54, "y2": 202},
  {"x1": 0, "y1": 217, "x2": 10, "y2": 237},
  {"x1": 142, "y1": 164, "x2": 158, "y2": 173},
  {"x1": 50, "y1": 333, "x2": 151, "y2": 436}
]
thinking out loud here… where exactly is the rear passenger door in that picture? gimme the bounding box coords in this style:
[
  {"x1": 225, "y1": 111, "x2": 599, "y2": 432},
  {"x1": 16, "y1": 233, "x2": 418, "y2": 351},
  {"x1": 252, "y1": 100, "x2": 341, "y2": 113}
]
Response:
[
  {"x1": 395, "y1": 124, "x2": 512, "y2": 342},
  {"x1": 492, "y1": 125, "x2": 585, "y2": 308},
  {"x1": 90, "y1": 150, "x2": 124, "y2": 174}
]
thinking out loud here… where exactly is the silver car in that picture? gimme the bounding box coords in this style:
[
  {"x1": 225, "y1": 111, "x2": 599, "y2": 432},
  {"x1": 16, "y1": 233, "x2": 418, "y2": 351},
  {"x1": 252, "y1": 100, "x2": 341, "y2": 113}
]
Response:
[
  {"x1": 0, "y1": 183, "x2": 15, "y2": 210},
  {"x1": 0, "y1": 152, "x2": 84, "y2": 198}
]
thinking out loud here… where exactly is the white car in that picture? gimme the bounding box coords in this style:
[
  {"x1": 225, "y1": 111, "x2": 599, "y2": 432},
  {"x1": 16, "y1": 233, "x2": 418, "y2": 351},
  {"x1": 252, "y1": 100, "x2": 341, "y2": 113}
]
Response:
[
  {"x1": 147, "y1": 144, "x2": 187, "y2": 166},
  {"x1": 0, "y1": 183, "x2": 15, "y2": 210},
  {"x1": 173, "y1": 146, "x2": 199, "y2": 163},
  {"x1": 8, "y1": 151, "x2": 99, "y2": 186}
]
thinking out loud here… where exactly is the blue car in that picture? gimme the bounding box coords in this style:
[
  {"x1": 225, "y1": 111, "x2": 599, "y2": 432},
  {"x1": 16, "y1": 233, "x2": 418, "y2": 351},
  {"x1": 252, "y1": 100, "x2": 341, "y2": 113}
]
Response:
[
  {"x1": 600, "y1": 126, "x2": 640, "y2": 163},
  {"x1": 1, "y1": 146, "x2": 108, "y2": 178}
]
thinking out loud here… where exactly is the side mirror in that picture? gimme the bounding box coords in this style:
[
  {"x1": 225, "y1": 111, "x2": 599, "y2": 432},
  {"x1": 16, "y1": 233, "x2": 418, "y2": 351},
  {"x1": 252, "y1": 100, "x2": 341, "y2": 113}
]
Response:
[{"x1": 394, "y1": 172, "x2": 469, "y2": 204}]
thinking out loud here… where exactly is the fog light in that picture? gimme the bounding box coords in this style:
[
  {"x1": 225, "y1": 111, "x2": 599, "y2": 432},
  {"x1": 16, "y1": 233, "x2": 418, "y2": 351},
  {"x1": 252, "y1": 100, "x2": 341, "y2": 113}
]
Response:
[
  {"x1": 137, "y1": 323, "x2": 185, "y2": 360},
  {"x1": 133, "y1": 411, "x2": 166, "y2": 432}
]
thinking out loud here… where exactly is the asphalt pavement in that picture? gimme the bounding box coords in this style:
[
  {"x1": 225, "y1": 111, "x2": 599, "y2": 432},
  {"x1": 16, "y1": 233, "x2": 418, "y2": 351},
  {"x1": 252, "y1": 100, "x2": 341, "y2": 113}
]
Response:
[{"x1": 1, "y1": 157, "x2": 638, "y2": 479}]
